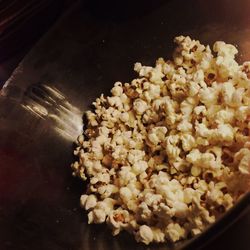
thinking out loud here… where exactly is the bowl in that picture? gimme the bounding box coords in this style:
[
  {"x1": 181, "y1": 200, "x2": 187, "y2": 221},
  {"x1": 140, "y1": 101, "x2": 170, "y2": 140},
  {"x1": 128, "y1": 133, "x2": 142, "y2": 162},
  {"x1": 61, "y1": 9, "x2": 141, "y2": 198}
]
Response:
[{"x1": 0, "y1": 0, "x2": 249, "y2": 249}]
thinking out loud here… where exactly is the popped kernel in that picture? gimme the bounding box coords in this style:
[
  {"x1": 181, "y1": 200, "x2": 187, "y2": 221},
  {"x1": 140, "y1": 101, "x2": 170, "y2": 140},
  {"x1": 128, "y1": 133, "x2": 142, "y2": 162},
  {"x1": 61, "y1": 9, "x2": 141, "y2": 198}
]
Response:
[{"x1": 72, "y1": 36, "x2": 250, "y2": 245}]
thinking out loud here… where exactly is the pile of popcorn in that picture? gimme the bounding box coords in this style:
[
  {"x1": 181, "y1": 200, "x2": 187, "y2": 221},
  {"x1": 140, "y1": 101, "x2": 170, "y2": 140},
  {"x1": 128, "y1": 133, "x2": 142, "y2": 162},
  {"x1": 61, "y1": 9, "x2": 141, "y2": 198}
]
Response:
[{"x1": 72, "y1": 36, "x2": 250, "y2": 244}]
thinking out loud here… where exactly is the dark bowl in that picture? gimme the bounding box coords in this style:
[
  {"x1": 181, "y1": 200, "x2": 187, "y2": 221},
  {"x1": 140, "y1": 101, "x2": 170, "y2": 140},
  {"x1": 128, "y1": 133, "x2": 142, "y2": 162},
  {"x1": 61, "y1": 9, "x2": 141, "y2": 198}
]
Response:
[
  {"x1": 0, "y1": 0, "x2": 64, "y2": 62},
  {"x1": 0, "y1": 0, "x2": 249, "y2": 249}
]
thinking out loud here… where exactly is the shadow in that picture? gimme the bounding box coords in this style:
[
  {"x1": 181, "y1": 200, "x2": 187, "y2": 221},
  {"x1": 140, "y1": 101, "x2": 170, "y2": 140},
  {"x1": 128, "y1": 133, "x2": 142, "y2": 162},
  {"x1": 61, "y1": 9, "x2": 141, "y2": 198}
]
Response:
[{"x1": 85, "y1": 0, "x2": 168, "y2": 22}]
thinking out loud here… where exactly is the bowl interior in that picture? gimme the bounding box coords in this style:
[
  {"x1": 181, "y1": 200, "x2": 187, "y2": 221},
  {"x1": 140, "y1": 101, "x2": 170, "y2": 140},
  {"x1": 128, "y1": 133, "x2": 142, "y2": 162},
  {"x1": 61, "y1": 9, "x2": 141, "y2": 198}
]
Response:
[{"x1": 0, "y1": 0, "x2": 250, "y2": 249}]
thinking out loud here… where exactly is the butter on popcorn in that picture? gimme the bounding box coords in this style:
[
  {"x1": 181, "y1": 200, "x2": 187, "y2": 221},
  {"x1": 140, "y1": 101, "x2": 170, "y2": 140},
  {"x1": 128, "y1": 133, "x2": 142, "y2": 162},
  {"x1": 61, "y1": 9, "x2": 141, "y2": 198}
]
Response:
[{"x1": 72, "y1": 36, "x2": 250, "y2": 245}]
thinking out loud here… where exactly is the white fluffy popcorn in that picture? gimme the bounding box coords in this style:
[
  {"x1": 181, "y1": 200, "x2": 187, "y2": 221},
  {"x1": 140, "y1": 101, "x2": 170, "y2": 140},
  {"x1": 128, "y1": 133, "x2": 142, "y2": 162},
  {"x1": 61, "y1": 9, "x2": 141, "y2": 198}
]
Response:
[
  {"x1": 133, "y1": 99, "x2": 148, "y2": 114},
  {"x1": 72, "y1": 36, "x2": 250, "y2": 245},
  {"x1": 136, "y1": 225, "x2": 154, "y2": 244}
]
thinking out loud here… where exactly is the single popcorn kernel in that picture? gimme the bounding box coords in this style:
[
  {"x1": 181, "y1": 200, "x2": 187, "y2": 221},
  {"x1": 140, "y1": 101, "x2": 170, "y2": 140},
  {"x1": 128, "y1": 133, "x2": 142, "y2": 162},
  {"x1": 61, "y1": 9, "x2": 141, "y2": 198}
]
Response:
[
  {"x1": 114, "y1": 213, "x2": 125, "y2": 222},
  {"x1": 71, "y1": 36, "x2": 250, "y2": 245},
  {"x1": 137, "y1": 225, "x2": 154, "y2": 245},
  {"x1": 191, "y1": 165, "x2": 201, "y2": 177}
]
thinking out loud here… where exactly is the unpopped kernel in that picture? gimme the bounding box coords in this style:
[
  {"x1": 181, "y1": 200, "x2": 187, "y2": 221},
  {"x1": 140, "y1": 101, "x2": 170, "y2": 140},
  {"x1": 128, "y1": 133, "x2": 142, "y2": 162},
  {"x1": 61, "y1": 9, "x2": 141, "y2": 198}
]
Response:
[{"x1": 72, "y1": 36, "x2": 250, "y2": 245}]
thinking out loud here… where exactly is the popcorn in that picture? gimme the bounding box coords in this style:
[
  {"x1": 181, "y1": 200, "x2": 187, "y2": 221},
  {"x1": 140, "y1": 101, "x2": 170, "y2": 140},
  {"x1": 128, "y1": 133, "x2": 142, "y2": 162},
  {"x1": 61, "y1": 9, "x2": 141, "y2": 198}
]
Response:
[
  {"x1": 152, "y1": 228, "x2": 165, "y2": 243},
  {"x1": 132, "y1": 160, "x2": 148, "y2": 175},
  {"x1": 80, "y1": 194, "x2": 97, "y2": 210},
  {"x1": 177, "y1": 119, "x2": 193, "y2": 132},
  {"x1": 215, "y1": 108, "x2": 235, "y2": 124},
  {"x1": 88, "y1": 208, "x2": 106, "y2": 224},
  {"x1": 148, "y1": 126, "x2": 168, "y2": 145},
  {"x1": 183, "y1": 188, "x2": 195, "y2": 204},
  {"x1": 107, "y1": 209, "x2": 130, "y2": 235},
  {"x1": 230, "y1": 88, "x2": 245, "y2": 107},
  {"x1": 199, "y1": 87, "x2": 218, "y2": 106},
  {"x1": 234, "y1": 148, "x2": 250, "y2": 175},
  {"x1": 172, "y1": 201, "x2": 189, "y2": 218},
  {"x1": 191, "y1": 166, "x2": 201, "y2": 177},
  {"x1": 166, "y1": 223, "x2": 186, "y2": 242},
  {"x1": 111, "y1": 82, "x2": 123, "y2": 96},
  {"x1": 136, "y1": 225, "x2": 154, "y2": 245},
  {"x1": 181, "y1": 133, "x2": 196, "y2": 151},
  {"x1": 119, "y1": 187, "x2": 132, "y2": 203},
  {"x1": 72, "y1": 36, "x2": 250, "y2": 245},
  {"x1": 133, "y1": 99, "x2": 148, "y2": 114},
  {"x1": 215, "y1": 124, "x2": 234, "y2": 142},
  {"x1": 120, "y1": 112, "x2": 129, "y2": 122},
  {"x1": 165, "y1": 135, "x2": 181, "y2": 159},
  {"x1": 213, "y1": 41, "x2": 239, "y2": 79}
]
